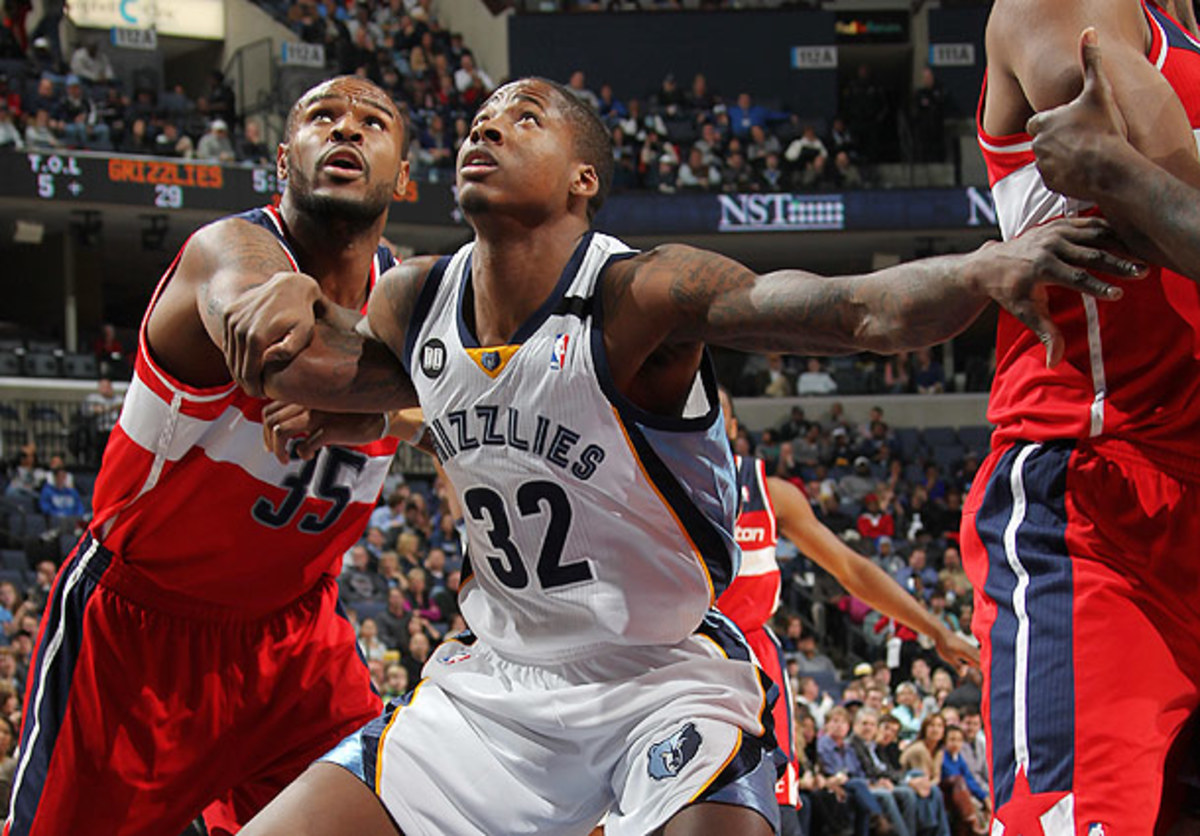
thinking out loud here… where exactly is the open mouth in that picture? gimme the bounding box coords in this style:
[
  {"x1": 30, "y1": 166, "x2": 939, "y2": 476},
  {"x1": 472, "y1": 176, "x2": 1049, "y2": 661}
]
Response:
[
  {"x1": 321, "y1": 147, "x2": 365, "y2": 176},
  {"x1": 460, "y1": 148, "x2": 498, "y2": 174}
]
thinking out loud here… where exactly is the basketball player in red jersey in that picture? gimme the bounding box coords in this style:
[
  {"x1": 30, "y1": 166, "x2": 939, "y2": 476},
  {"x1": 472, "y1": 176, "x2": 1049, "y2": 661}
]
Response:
[
  {"x1": 6, "y1": 77, "x2": 414, "y2": 836},
  {"x1": 716, "y1": 388, "x2": 977, "y2": 835},
  {"x1": 968, "y1": 2, "x2": 1200, "y2": 832}
]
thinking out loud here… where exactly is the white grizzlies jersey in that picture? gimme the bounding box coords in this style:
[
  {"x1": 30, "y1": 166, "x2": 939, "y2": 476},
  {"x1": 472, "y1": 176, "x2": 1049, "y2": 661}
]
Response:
[{"x1": 402, "y1": 232, "x2": 740, "y2": 664}]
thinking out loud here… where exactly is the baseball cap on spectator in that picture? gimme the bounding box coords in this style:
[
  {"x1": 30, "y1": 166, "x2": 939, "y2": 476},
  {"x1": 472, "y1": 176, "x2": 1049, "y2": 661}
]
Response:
[
  {"x1": 211, "y1": 119, "x2": 229, "y2": 132},
  {"x1": 853, "y1": 662, "x2": 873, "y2": 678},
  {"x1": 831, "y1": 426, "x2": 848, "y2": 439},
  {"x1": 853, "y1": 455, "x2": 871, "y2": 469},
  {"x1": 32, "y1": 37, "x2": 50, "y2": 51},
  {"x1": 66, "y1": 75, "x2": 81, "y2": 87}
]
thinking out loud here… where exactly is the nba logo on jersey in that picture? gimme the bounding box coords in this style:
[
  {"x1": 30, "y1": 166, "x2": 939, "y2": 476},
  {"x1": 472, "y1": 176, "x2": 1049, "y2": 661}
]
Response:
[
  {"x1": 1087, "y1": 825, "x2": 1106, "y2": 836},
  {"x1": 647, "y1": 722, "x2": 702, "y2": 780},
  {"x1": 550, "y1": 333, "x2": 569, "y2": 371}
]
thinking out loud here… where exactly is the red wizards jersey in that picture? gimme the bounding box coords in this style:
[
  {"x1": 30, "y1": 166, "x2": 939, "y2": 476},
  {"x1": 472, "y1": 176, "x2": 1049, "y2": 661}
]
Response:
[
  {"x1": 718, "y1": 455, "x2": 798, "y2": 807},
  {"x1": 90, "y1": 206, "x2": 400, "y2": 614},
  {"x1": 977, "y1": 1, "x2": 1200, "y2": 475},
  {"x1": 719, "y1": 456, "x2": 780, "y2": 631}
]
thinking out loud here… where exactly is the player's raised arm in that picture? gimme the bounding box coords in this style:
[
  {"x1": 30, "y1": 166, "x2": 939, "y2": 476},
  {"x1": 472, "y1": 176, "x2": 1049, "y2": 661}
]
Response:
[
  {"x1": 617, "y1": 219, "x2": 1142, "y2": 367},
  {"x1": 767, "y1": 476, "x2": 978, "y2": 670},
  {"x1": 1030, "y1": 29, "x2": 1200, "y2": 282}
]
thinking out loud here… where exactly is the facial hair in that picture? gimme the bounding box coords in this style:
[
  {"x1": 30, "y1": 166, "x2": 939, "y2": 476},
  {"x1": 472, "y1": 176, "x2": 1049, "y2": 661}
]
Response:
[{"x1": 288, "y1": 149, "x2": 394, "y2": 231}]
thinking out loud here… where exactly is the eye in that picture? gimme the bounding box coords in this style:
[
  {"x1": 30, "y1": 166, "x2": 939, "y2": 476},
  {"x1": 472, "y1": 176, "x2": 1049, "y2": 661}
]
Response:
[
  {"x1": 312, "y1": 109, "x2": 333, "y2": 123},
  {"x1": 365, "y1": 115, "x2": 386, "y2": 129},
  {"x1": 518, "y1": 111, "x2": 540, "y2": 125}
]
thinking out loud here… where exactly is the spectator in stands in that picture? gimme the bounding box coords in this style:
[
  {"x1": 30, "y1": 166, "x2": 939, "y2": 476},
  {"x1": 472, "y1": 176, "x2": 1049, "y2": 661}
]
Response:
[
  {"x1": 339, "y1": 544, "x2": 389, "y2": 609},
  {"x1": 912, "y1": 66, "x2": 947, "y2": 164},
  {"x1": 891, "y1": 682, "x2": 924, "y2": 742},
  {"x1": 206, "y1": 69, "x2": 236, "y2": 125},
  {"x1": 0, "y1": 74, "x2": 20, "y2": 117},
  {"x1": 894, "y1": 547, "x2": 938, "y2": 602},
  {"x1": 727, "y1": 91, "x2": 785, "y2": 139},
  {"x1": 197, "y1": 118, "x2": 235, "y2": 162},
  {"x1": 120, "y1": 117, "x2": 156, "y2": 155},
  {"x1": 755, "y1": 352, "x2": 794, "y2": 397},
  {"x1": 377, "y1": 586, "x2": 411, "y2": 651},
  {"x1": 566, "y1": 69, "x2": 598, "y2": 110},
  {"x1": 760, "y1": 152, "x2": 786, "y2": 192},
  {"x1": 155, "y1": 122, "x2": 194, "y2": 159},
  {"x1": 838, "y1": 456, "x2": 876, "y2": 505},
  {"x1": 357, "y1": 617, "x2": 389, "y2": 663},
  {"x1": 69, "y1": 39, "x2": 114, "y2": 85},
  {"x1": 941, "y1": 725, "x2": 989, "y2": 831},
  {"x1": 828, "y1": 115, "x2": 856, "y2": 160},
  {"x1": 959, "y1": 706, "x2": 988, "y2": 792},
  {"x1": 237, "y1": 118, "x2": 270, "y2": 164},
  {"x1": 816, "y1": 707, "x2": 893, "y2": 835},
  {"x1": 851, "y1": 707, "x2": 923, "y2": 836},
  {"x1": 745, "y1": 124, "x2": 781, "y2": 167},
  {"x1": 795, "y1": 631, "x2": 838, "y2": 678},
  {"x1": 797, "y1": 675, "x2": 834, "y2": 729},
  {"x1": 857, "y1": 493, "x2": 895, "y2": 544},
  {"x1": 0, "y1": 99, "x2": 20, "y2": 149},
  {"x1": 832, "y1": 150, "x2": 864, "y2": 189},
  {"x1": 785, "y1": 124, "x2": 828, "y2": 171},
  {"x1": 4, "y1": 446, "x2": 39, "y2": 503},
  {"x1": 677, "y1": 144, "x2": 720, "y2": 191},
  {"x1": 401, "y1": 624, "x2": 433, "y2": 685},
  {"x1": 595, "y1": 83, "x2": 626, "y2": 125},
  {"x1": 81, "y1": 376, "x2": 122, "y2": 464},
  {"x1": 403, "y1": 567, "x2": 441, "y2": 624},
  {"x1": 60, "y1": 75, "x2": 111, "y2": 150},
  {"x1": 686, "y1": 72, "x2": 715, "y2": 113},
  {"x1": 797, "y1": 357, "x2": 838, "y2": 396},
  {"x1": 453, "y1": 52, "x2": 493, "y2": 96},
  {"x1": 842, "y1": 64, "x2": 888, "y2": 161},
  {"x1": 381, "y1": 663, "x2": 409, "y2": 702},
  {"x1": 913, "y1": 347, "x2": 946, "y2": 394},
  {"x1": 38, "y1": 466, "x2": 84, "y2": 528},
  {"x1": 23, "y1": 108, "x2": 59, "y2": 150}
]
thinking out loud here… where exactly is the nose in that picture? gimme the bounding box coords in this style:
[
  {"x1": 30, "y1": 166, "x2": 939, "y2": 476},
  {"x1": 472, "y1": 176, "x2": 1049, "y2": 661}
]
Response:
[
  {"x1": 469, "y1": 116, "x2": 502, "y2": 145},
  {"x1": 331, "y1": 113, "x2": 363, "y2": 143}
]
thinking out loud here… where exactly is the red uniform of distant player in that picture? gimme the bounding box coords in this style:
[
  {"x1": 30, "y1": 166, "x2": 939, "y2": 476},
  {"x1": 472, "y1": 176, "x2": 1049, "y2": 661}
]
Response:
[
  {"x1": 8, "y1": 75, "x2": 413, "y2": 836},
  {"x1": 968, "y1": 2, "x2": 1200, "y2": 831}
]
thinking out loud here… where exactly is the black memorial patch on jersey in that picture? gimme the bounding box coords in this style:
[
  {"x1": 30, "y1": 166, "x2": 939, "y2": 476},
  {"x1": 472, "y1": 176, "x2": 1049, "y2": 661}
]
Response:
[{"x1": 420, "y1": 338, "x2": 446, "y2": 378}]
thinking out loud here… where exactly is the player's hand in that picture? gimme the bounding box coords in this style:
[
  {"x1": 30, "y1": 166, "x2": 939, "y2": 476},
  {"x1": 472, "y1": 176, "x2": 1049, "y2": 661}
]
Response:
[
  {"x1": 261, "y1": 400, "x2": 385, "y2": 464},
  {"x1": 1028, "y1": 29, "x2": 1131, "y2": 204},
  {"x1": 969, "y1": 216, "x2": 1145, "y2": 366},
  {"x1": 934, "y1": 627, "x2": 980, "y2": 670},
  {"x1": 224, "y1": 271, "x2": 323, "y2": 397}
]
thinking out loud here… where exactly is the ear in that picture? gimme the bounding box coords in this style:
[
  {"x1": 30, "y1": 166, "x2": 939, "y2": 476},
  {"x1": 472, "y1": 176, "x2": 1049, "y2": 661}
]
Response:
[
  {"x1": 392, "y1": 159, "x2": 411, "y2": 200},
  {"x1": 570, "y1": 162, "x2": 600, "y2": 204},
  {"x1": 276, "y1": 142, "x2": 289, "y2": 182}
]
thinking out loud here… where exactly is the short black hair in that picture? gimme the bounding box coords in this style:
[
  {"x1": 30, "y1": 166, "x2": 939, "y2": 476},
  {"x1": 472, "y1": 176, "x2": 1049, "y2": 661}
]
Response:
[{"x1": 533, "y1": 77, "x2": 613, "y2": 221}]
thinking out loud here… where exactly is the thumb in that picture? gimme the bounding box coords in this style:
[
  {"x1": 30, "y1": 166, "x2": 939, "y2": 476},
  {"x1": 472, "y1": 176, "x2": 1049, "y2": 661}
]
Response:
[
  {"x1": 262, "y1": 326, "x2": 311, "y2": 365},
  {"x1": 1080, "y1": 27, "x2": 1103, "y2": 92}
]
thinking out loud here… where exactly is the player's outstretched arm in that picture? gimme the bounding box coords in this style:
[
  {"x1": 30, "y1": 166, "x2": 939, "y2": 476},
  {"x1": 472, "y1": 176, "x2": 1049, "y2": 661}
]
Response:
[
  {"x1": 767, "y1": 476, "x2": 979, "y2": 670},
  {"x1": 623, "y1": 219, "x2": 1142, "y2": 367},
  {"x1": 1030, "y1": 30, "x2": 1200, "y2": 282}
]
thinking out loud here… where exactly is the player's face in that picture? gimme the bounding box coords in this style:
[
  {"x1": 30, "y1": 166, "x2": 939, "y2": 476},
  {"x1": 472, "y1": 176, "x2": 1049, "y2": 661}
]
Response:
[
  {"x1": 457, "y1": 80, "x2": 591, "y2": 222},
  {"x1": 281, "y1": 78, "x2": 409, "y2": 223}
]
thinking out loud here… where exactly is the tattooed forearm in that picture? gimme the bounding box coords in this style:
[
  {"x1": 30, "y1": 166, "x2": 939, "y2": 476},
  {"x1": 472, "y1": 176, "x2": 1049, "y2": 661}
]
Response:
[{"x1": 659, "y1": 245, "x2": 987, "y2": 355}]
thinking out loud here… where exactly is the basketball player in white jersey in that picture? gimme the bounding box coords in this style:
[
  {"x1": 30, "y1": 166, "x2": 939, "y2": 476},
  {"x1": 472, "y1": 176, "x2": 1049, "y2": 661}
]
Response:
[{"x1": 225, "y1": 78, "x2": 1140, "y2": 836}]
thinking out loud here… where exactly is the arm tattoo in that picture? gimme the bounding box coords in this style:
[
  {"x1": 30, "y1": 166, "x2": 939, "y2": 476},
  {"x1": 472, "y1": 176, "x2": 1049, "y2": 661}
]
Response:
[{"x1": 659, "y1": 245, "x2": 986, "y2": 355}]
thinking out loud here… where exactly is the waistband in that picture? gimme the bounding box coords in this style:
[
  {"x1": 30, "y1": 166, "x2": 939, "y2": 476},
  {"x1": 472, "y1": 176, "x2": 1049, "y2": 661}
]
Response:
[
  {"x1": 77, "y1": 530, "x2": 337, "y2": 622},
  {"x1": 991, "y1": 436, "x2": 1200, "y2": 484}
]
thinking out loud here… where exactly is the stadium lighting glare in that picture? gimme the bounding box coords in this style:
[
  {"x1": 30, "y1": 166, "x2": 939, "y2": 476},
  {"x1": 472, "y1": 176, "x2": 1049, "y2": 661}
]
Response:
[{"x1": 13, "y1": 220, "x2": 44, "y2": 245}]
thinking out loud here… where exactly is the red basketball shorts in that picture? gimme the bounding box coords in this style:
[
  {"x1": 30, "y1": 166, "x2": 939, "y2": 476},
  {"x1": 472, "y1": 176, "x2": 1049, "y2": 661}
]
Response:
[
  {"x1": 6, "y1": 532, "x2": 381, "y2": 836},
  {"x1": 962, "y1": 439, "x2": 1200, "y2": 835}
]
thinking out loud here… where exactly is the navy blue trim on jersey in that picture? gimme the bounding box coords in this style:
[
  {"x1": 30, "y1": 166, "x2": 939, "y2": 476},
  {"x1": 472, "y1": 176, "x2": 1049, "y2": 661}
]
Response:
[
  {"x1": 735, "y1": 456, "x2": 770, "y2": 517},
  {"x1": 455, "y1": 232, "x2": 595, "y2": 350},
  {"x1": 697, "y1": 741, "x2": 780, "y2": 834},
  {"x1": 589, "y1": 252, "x2": 722, "y2": 432},
  {"x1": 765, "y1": 625, "x2": 794, "y2": 761},
  {"x1": 10, "y1": 533, "x2": 112, "y2": 836},
  {"x1": 975, "y1": 441, "x2": 1075, "y2": 810},
  {"x1": 335, "y1": 598, "x2": 378, "y2": 696},
  {"x1": 1148, "y1": 2, "x2": 1200, "y2": 56},
  {"x1": 401, "y1": 255, "x2": 452, "y2": 376},
  {"x1": 618, "y1": 418, "x2": 736, "y2": 596}
]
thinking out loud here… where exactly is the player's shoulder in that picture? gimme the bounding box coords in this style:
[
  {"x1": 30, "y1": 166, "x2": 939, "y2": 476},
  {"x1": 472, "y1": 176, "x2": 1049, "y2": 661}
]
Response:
[
  {"x1": 987, "y1": 0, "x2": 1145, "y2": 47},
  {"x1": 177, "y1": 214, "x2": 285, "y2": 279},
  {"x1": 368, "y1": 254, "x2": 445, "y2": 340}
]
